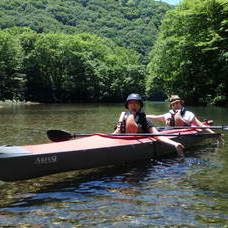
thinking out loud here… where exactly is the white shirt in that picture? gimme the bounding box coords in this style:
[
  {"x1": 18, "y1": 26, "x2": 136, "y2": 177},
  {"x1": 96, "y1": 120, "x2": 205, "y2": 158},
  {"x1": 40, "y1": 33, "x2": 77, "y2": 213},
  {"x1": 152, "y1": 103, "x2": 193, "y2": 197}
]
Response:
[{"x1": 163, "y1": 109, "x2": 195, "y2": 125}]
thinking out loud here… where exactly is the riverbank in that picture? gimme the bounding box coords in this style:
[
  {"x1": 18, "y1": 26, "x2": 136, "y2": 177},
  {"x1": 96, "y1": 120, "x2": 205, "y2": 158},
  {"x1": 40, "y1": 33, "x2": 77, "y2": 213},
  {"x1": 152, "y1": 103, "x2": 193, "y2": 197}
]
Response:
[{"x1": 0, "y1": 100, "x2": 40, "y2": 106}]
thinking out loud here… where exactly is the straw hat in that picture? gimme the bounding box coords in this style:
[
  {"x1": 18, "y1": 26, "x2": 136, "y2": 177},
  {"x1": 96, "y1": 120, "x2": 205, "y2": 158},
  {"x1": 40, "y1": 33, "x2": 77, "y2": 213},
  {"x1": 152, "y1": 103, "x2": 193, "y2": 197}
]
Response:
[{"x1": 169, "y1": 95, "x2": 184, "y2": 107}]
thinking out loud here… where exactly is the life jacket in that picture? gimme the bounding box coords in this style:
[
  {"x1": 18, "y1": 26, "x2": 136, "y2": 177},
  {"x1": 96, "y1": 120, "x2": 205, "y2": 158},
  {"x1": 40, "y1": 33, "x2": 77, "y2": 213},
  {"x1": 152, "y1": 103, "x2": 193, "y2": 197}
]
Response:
[
  {"x1": 117, "y1": 111, "x2": 151, "y2": 133},
  {"x1": 168, "y1": 107, "x2": 188, "y2": 126}
]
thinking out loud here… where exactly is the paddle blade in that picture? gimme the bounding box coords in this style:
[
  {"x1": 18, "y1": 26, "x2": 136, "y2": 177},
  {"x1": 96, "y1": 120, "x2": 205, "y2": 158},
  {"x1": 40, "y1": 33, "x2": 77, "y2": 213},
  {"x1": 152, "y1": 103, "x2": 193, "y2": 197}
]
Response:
[{"x1": 47, "y1": 130, "x2": 73, "y2": 142}]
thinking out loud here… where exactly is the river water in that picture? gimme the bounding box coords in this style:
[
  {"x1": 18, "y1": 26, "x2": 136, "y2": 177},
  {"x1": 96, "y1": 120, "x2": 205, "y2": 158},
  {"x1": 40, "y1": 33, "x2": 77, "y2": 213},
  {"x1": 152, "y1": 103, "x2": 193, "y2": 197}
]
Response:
[{"x1": 0, "y1": 102, "x2": 227, "y2": 227}]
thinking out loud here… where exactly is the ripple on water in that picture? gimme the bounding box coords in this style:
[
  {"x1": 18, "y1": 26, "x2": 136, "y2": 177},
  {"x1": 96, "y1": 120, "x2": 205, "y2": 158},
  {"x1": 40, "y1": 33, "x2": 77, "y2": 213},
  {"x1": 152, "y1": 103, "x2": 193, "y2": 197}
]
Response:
[{"x1": 0, "y1": 140, "x2": 227, "y2": 227}]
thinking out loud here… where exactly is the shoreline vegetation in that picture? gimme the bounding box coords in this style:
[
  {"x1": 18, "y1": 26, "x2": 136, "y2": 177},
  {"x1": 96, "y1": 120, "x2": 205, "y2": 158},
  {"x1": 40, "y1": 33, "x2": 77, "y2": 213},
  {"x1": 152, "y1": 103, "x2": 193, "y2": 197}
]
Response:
[{"x1": 0, "y1": 0, "x2": 227, "y2": 106}]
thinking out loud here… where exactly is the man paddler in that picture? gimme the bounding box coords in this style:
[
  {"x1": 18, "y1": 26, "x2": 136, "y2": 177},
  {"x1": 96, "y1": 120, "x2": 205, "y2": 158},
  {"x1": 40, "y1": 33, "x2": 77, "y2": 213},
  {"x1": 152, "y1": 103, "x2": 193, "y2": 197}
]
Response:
[
  {"x1": 146, "y1": 95, "x2": 215, "y2": 134},
  {"x1": 114, "y1": 93, "x2": 184, "y2": 151}
]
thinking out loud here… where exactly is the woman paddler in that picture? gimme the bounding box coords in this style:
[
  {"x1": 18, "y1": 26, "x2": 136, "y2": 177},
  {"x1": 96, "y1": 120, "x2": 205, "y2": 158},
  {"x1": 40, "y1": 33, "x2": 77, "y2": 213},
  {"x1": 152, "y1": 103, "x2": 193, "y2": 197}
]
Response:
[
  {"x1": 146, "y1": 95, "x2": 215, "y2": 134},
  {"x1": 113, "y1": 93, "x2": 184, "y2": 151}
]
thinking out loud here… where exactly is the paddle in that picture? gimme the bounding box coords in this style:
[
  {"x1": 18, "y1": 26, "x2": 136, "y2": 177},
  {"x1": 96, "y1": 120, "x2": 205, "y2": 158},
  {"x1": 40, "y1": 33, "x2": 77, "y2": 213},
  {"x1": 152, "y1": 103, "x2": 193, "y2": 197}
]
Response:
[
  {"x1": 47, "y1": 129, "x2": 220, "y2": 142},
  {"x1": 157, "y1": 125, "x2": 228, "y2": 130},
  {"x1": 47, "y1": 130, "x2": 92, "y2": 142}
]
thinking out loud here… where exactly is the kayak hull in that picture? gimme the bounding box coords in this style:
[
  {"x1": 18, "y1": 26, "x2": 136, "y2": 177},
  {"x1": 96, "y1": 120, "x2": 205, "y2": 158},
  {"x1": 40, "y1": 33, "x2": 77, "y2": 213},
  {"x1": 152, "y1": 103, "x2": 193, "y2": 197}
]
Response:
[{"x1": 0, "y1": 129, "x2": 219, "y2": 181}]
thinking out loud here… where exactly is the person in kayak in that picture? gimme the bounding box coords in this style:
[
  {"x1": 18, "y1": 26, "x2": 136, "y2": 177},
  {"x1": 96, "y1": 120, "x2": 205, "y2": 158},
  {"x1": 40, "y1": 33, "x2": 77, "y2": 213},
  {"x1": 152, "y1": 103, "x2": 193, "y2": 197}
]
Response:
[
  {"x1": 146, "y1": 95, "x2": 215, "y2": 134},
  {"x1": 114, "y1": 93, "x2": 184, "y2": 151}
]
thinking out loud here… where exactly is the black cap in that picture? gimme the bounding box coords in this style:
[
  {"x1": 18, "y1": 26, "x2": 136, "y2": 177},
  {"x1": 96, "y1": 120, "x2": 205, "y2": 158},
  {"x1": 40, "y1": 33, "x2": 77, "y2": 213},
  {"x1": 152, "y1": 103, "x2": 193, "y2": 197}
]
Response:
[{"x1": 125, "y1": 93, "x2": 143, "y2": 109}]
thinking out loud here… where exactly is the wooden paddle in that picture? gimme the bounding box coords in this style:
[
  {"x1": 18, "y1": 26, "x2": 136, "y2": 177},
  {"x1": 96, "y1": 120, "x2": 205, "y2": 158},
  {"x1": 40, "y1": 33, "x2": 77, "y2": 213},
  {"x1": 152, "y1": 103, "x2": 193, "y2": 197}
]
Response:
[{"x1": 47, "y1": 129, "x2": 220, "y2": 142}]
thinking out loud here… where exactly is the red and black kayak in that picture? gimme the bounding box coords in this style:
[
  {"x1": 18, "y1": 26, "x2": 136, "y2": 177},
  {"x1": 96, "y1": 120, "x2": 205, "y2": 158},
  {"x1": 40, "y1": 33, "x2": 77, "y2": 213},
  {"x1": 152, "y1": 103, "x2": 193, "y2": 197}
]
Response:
[{"x1": 0, "y1": 127, "x2": 220, "y2": 181}]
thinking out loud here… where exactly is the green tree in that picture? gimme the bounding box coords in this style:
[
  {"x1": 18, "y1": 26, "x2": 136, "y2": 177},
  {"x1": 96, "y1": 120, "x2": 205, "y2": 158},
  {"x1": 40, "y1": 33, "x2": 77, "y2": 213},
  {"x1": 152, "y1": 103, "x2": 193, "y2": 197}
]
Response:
[
  {"x1": 0, "y1": 0, "x2": 172, "y2": 59},
  {"x1": 0, "y1": 31, "x2": 26, "y2": 100},
  {"x1": 146, "y1": 0, "x2": 228, "y2": 105},
  {"x1": 22, "y1": 32, "x2": 144, "y2": 102}
]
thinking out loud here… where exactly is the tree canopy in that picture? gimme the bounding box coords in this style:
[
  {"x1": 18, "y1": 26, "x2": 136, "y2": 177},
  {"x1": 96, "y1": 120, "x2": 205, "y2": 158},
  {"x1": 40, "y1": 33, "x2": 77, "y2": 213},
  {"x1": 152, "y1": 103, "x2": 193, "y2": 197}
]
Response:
[
  {"x1": 146, "y1": 0, "x2": 228, "y2": 105},
  {"x1": 0, "y1": 0, "x2": 172, "y2": 58},
  {"x1": 0, "y1": 28, "x2": 145, "y2": 102},
  {"x1": 1, "y1": 0, "x2": 228, "y2": 106}
]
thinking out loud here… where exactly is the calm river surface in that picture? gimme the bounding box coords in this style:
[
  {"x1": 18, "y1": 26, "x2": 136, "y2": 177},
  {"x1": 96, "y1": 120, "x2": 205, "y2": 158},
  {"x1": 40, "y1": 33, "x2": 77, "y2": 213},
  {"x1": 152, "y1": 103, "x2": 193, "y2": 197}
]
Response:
[{"x1": 0, "y1": 102, "x2": 227, "y2": 227}]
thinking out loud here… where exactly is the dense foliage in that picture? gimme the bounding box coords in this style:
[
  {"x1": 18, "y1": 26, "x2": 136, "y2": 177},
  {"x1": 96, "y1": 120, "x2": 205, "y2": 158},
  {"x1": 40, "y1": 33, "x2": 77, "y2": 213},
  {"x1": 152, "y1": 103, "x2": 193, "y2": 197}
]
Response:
[
  {"x1": 0, "y1": 0, "x2": 172, "y2": 57},
  {"x1": 1, "y1": 0, "x2": 228, "y2": 105},
  {"x1": 146, "y1": 0, "x2": 228, "y2": 105},
  {"x1": 0, "y1": 28, "x2": 144, "y2": 102},
  {"x1": 0, "y1": 31, "x2": 26, "y2": 101}
]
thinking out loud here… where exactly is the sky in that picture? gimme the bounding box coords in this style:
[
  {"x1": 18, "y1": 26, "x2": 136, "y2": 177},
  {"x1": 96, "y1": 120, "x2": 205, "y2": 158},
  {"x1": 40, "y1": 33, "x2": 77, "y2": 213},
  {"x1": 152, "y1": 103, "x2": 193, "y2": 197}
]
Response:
[{"x1": 158, "y1": 0, "x2": 182, "y2": 5}]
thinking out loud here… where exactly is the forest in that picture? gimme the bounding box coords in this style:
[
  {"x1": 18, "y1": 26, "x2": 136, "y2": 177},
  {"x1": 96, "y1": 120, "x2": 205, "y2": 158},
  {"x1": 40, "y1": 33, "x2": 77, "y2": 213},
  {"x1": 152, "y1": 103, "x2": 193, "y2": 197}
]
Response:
[
  {"x1": 0, "y1": 0, "x2": 228, "y2": 105},
  {"x1": 146, "y1": 0, "x2": 228, "y2": 105},
  {"x1": 0, "y1": 0, "x2": 172, "y2": 57}
]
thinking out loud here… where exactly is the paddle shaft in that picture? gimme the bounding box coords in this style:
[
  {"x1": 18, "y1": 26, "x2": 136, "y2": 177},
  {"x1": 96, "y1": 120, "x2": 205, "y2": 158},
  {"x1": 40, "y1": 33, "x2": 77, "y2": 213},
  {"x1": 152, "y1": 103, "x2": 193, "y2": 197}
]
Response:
[
  {"x1": 71, "y1": 133, "x2": 220, "y2": 137},
  {"x1": 47, "y1": 129, "x2": 222, "y2": 142},
  {"x1": 157, "y1": 126, "x2": 228, "y2": 130}
]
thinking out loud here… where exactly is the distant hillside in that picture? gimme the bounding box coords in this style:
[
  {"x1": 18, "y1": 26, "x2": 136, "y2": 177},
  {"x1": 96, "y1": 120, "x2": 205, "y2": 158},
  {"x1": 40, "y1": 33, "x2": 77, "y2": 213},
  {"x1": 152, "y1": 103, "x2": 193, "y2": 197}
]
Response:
[{"x1": 0, "y1": 0, "x2": 172, "y2": 57}]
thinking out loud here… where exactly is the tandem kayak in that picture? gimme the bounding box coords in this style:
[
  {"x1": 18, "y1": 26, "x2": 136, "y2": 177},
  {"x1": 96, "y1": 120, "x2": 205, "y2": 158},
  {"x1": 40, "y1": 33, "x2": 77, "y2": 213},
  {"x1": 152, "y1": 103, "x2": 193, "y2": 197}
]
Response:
[{"x1": 0, "y1": 127, "x2": 220, "y2": 181}]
